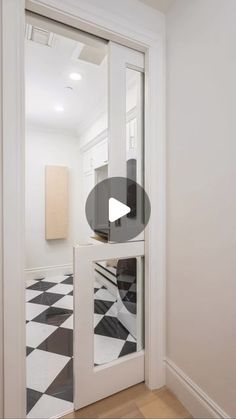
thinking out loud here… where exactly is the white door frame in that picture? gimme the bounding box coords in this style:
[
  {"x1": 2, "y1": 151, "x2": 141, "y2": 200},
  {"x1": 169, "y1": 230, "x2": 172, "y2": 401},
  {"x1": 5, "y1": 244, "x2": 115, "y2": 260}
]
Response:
[{"x1": 1, "y1": 0, "x2": 166, "y2": 417}]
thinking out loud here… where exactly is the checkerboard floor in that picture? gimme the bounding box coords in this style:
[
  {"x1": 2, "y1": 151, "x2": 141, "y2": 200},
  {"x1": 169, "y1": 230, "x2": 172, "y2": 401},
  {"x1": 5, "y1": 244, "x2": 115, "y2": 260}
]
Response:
[{"x1": 26, "y1": 274, "x2": 137, "y2": 418}]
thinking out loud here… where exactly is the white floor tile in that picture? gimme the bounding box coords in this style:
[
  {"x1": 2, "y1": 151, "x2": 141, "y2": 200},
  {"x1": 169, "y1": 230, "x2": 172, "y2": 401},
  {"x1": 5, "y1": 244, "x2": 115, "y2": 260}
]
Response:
[
  {"x1": 60, "y1": 315, "x2": 73, "y2": 330},
  {"x1": 94, "y1": 335, "x2": 124, "y2": 365},
  {"x1": 27, "y1": 394, "x2": 73, "y2": 419},
  {"x1": 26, "y1": 321, "x2": 57, "y2": 348},
  {"x1": 26, "y1": 289, "x2": 43, "y2": 302},
  {"x1": 53, "y1": 295, "x2": 73, "y2": 310},
  {"x1": 94, "y1": 279, "x2": 103, "y2": 289},
  {"x1": 41, "y1": 275, "x2": 66, "y2": 284},
  {"x1": 94, "y1": 314, "x2": 103, "y2": 327},
  {"x1": 105, "y1": 302, "x2": 118, "y2": 317},
  {"x1": 26, "y1": 303, "x2": 48, "y2": 321},
  {"x1": 27, "y1": 349, "x2": 70, "y2": 393},
  {"x1": 127, "y1": 334, "x2": 136, "y2": 343},
  {"x1": 47, "y1": 283, "x2": 73, "y2": 295},
  {"x1": 94, "y1": 288, "x2": 116, "y2": 302},
  {"x1": 26, "y1": 279, "x2": 38, "y2": 288}
]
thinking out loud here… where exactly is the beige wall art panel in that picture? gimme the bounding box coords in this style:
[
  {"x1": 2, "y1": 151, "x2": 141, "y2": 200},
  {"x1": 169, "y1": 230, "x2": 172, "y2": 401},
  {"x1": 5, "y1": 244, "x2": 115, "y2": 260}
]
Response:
[{"x1": 45, "y1": 165, "x2": 69, "y2": 240}]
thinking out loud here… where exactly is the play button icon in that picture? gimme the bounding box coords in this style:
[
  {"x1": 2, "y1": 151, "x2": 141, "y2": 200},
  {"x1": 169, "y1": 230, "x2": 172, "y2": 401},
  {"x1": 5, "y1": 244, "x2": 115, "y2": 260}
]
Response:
[
  {"x1": 109, "y1": 198, "x2": 131, "y2": 222},
  {"x1": 85, "y1": 176, "x2": 151, "y2": 243}
]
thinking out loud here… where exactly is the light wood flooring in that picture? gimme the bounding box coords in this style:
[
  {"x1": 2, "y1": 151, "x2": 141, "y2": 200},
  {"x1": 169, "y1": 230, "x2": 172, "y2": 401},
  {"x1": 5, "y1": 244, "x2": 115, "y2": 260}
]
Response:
[{"x1": 62, "y1": 383, "x2": 192, "y2": 419}]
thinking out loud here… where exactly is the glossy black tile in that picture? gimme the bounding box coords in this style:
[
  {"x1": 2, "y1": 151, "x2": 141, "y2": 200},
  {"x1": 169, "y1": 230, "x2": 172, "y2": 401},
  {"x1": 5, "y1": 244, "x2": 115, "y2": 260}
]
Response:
[
  {"x1": 38, "y1": 327, "x2": 73, "y2": 357},
  {"x1": 119, "y1": 341, "x2": 137, "y2": 357},
  {"x1": 94, "y1": 299, "x2": 114, "y2": 315},
  {"x1": 94, "y1": 316, "x2": 129, "y2": 340},
  {"x1": 62, "y1": 276, "x2": 73, "y2": 285},
  {"x1": 45, "y1": 359, "x2": 73, "y2": 402},
  {"x1": 32, "y1": 306, "x2": 72, "y2": 326},
  {"x1": 26, "y1": 346, "x2": 34, "y2": 356},
  {"x1": 27, "y1": 281, "x2": 55, "y2": 292},
  {"x1": 27, "y1": 388, "x2": 42, "y2": 414},
  {"x1": 29, "y1": 292, "x2": 63, "y2": 306}
]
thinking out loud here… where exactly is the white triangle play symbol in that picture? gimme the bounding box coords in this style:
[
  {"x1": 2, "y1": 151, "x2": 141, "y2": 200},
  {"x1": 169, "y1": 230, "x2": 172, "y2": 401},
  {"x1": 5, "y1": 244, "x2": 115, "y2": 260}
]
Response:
[{"x1": 109, "y1": 197, "x2": 131, "y2": 222}]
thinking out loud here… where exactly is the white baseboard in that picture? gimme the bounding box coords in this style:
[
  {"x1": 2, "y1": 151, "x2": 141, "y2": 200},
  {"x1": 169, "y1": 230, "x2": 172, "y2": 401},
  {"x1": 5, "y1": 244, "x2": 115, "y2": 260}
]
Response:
[
  {"x1": 25, "y1": 264, "x2": 73, "y2": 281},
  {"x1": 165, "y1": 358, "x2": 230, "y2": 419}
]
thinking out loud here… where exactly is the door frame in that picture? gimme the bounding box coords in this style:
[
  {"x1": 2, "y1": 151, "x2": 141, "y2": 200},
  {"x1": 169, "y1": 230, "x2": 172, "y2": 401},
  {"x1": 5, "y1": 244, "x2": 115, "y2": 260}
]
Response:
[{"x1": 1, "y1": 0, "x2": 166, "y2": 417}]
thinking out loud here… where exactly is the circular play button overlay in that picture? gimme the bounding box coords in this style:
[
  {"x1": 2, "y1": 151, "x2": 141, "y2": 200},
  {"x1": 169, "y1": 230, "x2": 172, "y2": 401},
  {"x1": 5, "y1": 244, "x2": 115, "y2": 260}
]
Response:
[{"x1": 85, "y1": 176, "x2": 151, "y2": 243}]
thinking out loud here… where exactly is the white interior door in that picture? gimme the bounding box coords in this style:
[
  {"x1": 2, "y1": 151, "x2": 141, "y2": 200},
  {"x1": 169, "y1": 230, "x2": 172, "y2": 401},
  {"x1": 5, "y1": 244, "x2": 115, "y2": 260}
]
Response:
[
  {"x1": 74, "y1": 42, "x2": 145, "y2": 410},
  {"x1": 74, "y1": 242, "x2": 145, "y2": 409}
]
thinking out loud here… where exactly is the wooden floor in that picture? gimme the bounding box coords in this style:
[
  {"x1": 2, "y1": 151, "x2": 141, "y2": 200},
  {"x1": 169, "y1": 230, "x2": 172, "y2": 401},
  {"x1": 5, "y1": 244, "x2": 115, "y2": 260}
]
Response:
[{"x1": 62, "y1": 384, "x2": 192, "y2": 419}]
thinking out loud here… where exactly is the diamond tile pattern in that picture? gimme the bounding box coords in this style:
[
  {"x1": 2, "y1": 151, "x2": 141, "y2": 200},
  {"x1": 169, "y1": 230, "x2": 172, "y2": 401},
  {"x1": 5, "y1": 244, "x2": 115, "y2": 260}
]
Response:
[{"x1": 26, "y1": 273, "x2": 137, "y2": 418}]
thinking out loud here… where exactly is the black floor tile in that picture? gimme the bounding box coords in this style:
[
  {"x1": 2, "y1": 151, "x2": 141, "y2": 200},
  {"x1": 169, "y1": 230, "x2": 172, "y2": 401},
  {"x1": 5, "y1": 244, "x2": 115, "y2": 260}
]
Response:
[
  {"x1": 38, "y1": 327, "x2": 73, "y2": 357},
  {"x1": 125, "y1": 291, "x2": 136, "y2": 303},
  {"x1": 117, "y1": 280, "x2": 134, "y2": 290},
  {"x1": 32, "y1": 306, "x2": 72, "y2": 326},
  {"x1": 119, "y1": 341, "x2": 137, "y2": 357},
  {"x1": 26, "y1": 279, "x2": 45, "y2": 290},
  {"x1": 26, "y1": 346, "x2": 34, "y2": 356},
  {"x1": 27, "y1": 388, "x2": 42, "y2": 414},
  {"x1": 94, "y1": 299, "x2": 114, "y2": 315},
  {"x1": 29, "y1": 292, "x2": 63, "y2": 306},
  {"x1": 27, "y1": 281, "x2": 55, "y2": 292},
  {"x1": 94, "y1": 316, "x2": 129, "y2": 340},
  {"x1": 45, "y1": 359, "x2": 73, "y2": 402},
  {"x1": 62, "y1": 276, "x2": 73, "y2": 285}
]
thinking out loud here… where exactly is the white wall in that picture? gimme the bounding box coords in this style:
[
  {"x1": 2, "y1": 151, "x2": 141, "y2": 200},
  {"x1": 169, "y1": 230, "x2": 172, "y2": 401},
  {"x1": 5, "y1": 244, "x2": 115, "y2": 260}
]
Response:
[
  {"x1": 25, "y1": 126, "x2": 79, "y2": 271},
  {"x1": 0, "y1": 2, "x2": 3, "y2": 415},
  {"x1": 79, "y1": 0, "x2": 164, "y2": 34},
  {"x1": 166, "y1": 1, "x2": 236, "y2": 417}
]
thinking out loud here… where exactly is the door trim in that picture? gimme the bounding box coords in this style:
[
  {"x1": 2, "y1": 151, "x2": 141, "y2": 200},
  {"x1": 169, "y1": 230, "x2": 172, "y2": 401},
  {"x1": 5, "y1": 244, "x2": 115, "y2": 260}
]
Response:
[
  {"x1": 1, "y1": 0, "x2": 166, "y2": 417},
  {"x1": 1, "y1": 1, "x2": 26, "y2": 418}
]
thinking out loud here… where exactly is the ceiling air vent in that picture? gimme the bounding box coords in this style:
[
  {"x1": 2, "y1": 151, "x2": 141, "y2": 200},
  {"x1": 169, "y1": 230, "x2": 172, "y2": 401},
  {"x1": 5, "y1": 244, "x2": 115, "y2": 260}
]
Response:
[
  {"x1": 25, "y1": 23, "x2": 54, "y2": 47},
  {"x1": 71, "y1": 43, "x2": 107, "y2": 66}
]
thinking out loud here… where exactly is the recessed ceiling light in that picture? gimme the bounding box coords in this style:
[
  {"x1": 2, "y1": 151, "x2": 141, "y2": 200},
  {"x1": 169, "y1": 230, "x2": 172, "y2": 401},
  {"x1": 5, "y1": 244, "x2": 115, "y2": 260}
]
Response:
[
  {"x1": 54, "y1": 105, "x2": 64, "y2": 112},
  {"x1": 70, "y1": 72, "x2": 82, "y2": 81},
  {"x1": 65, "y1": 86, "x2": 73, "y2": 92}
]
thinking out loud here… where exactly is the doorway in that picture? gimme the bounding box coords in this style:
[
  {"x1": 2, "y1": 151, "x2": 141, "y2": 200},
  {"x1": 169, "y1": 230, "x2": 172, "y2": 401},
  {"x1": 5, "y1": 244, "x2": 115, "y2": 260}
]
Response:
[
  {"x1": 25, "y1": 14, "x2": 109, "y2": 418},
  {"x1": 25, "y1": 11, "x2": 145, "y2": 419},
  {"x1": 1, "y1": 2, "x2": 165, "y2": 418}
]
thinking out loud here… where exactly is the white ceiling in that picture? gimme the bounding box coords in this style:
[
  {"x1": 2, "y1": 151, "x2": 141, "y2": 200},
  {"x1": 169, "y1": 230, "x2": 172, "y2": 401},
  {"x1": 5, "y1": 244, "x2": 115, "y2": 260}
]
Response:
[
  {"x1": 138, "y1": 0, "x2": 174, "y2": 13},
  {"x1": 25, "y1": 31, "x2": 108, "y2": 135}
]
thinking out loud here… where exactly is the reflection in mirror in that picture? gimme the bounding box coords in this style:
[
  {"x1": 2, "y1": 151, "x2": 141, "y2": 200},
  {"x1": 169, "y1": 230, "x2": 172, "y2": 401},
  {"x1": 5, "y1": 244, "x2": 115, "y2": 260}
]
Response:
[
  {"x1": 126, "y1": 68, "x2": 144, "y2": 187},
  {"x1": 93, "y1": 257, "x2": 144, "y2": 366}
]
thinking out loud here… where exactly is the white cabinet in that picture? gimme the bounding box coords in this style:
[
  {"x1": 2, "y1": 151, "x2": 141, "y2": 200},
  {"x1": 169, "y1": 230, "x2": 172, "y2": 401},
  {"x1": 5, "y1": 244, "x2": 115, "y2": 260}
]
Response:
[
  {"x1": 82, "y1": 171, "x2": 95, "y2": 239},
  {"x1": 93, "y1": 139, "x2": 108, "y2": 169},
  {"x1": 82, "y1": 137, "x2": 108, "y2": 241},
  {"x1": 126, "y1": 118, "x2": 137, "y2": 160},
  {"x1": 83, "y1": 139, "x2": 108, "y2": 174},
  {"x1": 83, "y1": 149, "x2": 94, "y2": 174}
]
